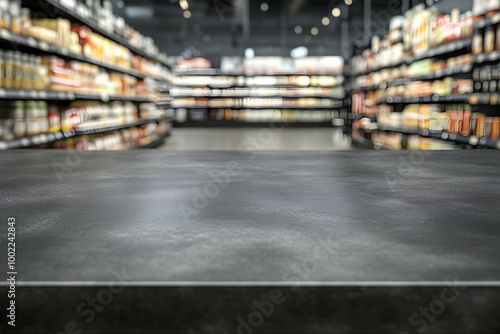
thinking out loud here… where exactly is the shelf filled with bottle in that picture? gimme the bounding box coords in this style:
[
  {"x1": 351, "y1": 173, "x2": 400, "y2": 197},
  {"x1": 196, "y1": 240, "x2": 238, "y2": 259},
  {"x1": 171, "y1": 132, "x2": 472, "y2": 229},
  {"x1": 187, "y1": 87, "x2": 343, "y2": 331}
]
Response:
[
  {"x1": 32, "y1": 0, "x2": 171, "y2": 68},
  {"x1": 172, "y1": 105, "x2": 344, "y2": 110},
  {"x1": 0, "y1": 117, "x2": 168, "y2": 150},
  {"x1": 377, "y1": 126, "x2": 500, "y2": 149},
  {"x1": 0, "y1": 29, "x2": 168, "y2": 82},
  {"x1": 473, "y1": 13, "x2": 500, "y2": 30},
  {"x1": 351, "y1": 38, "x2": 472, "y2": 77}
]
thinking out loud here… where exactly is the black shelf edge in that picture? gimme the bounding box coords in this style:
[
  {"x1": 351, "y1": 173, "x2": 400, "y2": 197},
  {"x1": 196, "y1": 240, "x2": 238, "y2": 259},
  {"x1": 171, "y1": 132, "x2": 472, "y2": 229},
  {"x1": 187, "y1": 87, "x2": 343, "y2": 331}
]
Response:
[
  {"x1": 373, "y1": 93, "x2": 500, "y2": 106},
  {"x1": 473, "y1": 51, "x2": 500, "y2": 65},
  {"x1": 170, "y1": 84, "x2": 344, "y2": 89},
  {"x1": 0, "y1": 131, "x2": 68, "y2": 150},
  {"x1": 408, "y1": 38, "x2": 472, "y2": 63},
  {"x1": 0, "y1": 29, "x2": 167, "y2": 81},
  {"x1": 352, "y1": 38, "x2": 472, "y2": 77},
  {"x1": 378, "y1": 127, "x2": 500, "y2": 149},
  {"x1": 350, "y1": 85, "x2": 380, "y2": 92},
  {"x1": 171, "y1": 105, "x2": 344, "y2": 110},
  {"x1": 386, "y1": 65, "x2": 473, "y2": 87},
  {"x1": 0, "y1": 118, "x2": 168, "y2": 150},
  {"x1": 73, "y1": 119, "x2": 163, "y2": 136},
  {"x1": 0, "y1": 89, "x2": 152, "y2": 103},
  {"x1": 39, "y1": 0, "x2": 171, "y2": 69},
  {"x1": 474, "y1": 14, "x2": 500, "y2": 29},
  {"x1": 350, "y1": 65, "x2": 472, "y2": 91},
  {"x1": 348, "y1": 114, "x2": 377, "y2": 121},
  {"x1": 174, "y1": 72, "x2": 343, "y2": 77},
  {"x1": 374, "y1": 94, "x2": 473, "y2": 105},
  {"x1": 170, "y1": 95, "x2": 344, "y2": 99},
  {"x1": 173, "y1": 121, "x2": 334, "y2": 128}
]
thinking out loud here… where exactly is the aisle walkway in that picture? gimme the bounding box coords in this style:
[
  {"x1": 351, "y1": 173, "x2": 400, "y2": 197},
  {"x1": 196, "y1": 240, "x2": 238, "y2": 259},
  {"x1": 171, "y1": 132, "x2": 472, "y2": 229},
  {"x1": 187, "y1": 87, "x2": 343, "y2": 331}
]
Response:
[{"x1": 159, "y1": 128, "x2": 353, "y2": 150}]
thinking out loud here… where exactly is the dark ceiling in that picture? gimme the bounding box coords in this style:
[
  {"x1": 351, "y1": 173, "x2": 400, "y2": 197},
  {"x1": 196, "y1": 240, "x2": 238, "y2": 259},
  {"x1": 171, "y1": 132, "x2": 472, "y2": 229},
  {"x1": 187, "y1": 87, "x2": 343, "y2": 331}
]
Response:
[{"x1": 115, "y1": 0, "x2": 467, "y2": 64}]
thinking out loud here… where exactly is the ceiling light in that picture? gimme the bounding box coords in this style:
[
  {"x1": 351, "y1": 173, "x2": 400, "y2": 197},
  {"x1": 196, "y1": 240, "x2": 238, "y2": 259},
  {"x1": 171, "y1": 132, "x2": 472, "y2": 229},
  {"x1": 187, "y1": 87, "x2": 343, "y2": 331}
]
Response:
[
  {"x1": 322, "y1": 17, "x2": 330, "y2": 26},
  {"x1": 290, "y1": 46, "x2": 308, "y2": 58},
  {"x1": 260, "y1": 2, "x2": 269, "y2": 12},
  {"x1": 179, "y1": 0, "x2": 189, "y2": 10},
  {"x1": 294, "y1": 26, "x2": 303, "y2": 34},
  {"x1": 245, "y1": 48, "x2": 255, "y2": 58},
  {"x1": 345, "y1": 0, "x2": 353, "y2": 5},
  {"x1": 332, "y1": 7, "x2": 341, "y2": 17},
  {"x1": 183, "y1": 10, "x2": 191, "y2": 18},
  {"x1": 311, "y1": 27, "x2": 319, "y2": 36}
]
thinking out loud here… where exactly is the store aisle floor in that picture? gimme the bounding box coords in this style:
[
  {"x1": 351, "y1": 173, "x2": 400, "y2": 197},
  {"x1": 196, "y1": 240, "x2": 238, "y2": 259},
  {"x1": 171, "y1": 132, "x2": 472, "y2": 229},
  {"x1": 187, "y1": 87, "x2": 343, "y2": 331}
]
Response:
[{"x1": 159, "y1": 128, "x2": 354, "y2": 150}]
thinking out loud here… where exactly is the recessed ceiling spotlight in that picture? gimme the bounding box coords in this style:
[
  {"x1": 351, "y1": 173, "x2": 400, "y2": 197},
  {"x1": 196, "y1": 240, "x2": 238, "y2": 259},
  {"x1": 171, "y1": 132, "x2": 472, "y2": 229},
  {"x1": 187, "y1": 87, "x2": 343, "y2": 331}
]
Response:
[
  {"x1": 311, "y1": 27, "x2": 319, "y2": 35},
  {"x1": 345, "y1": 0, "x2": 353, "y2": 5},
  {"x1": 294, "y1": 26, "x2": 303, "y2": 34},
  {"x1": 183, "y1": 10, "x2": 191, "y2": 18},
  {"x1": 179, "y1": 0, "x2": 189, "y2": 10},
  {"x1": 260, "y1": 2, "x2": 269, "y2": 12},
  {"x1": 290, "y1": 46, "x2": 308, "y2": 58},
  {"x1": 322, "y1": 17, "x2": 330, "y2": 26},
  {"x1": 203, "y1": 34, "x2": 211, "y2": 42},
  {"x1": 116, "y1": 0, "x2": 124, "y2": 9},
  {"x1": 332, "y1": 7, "x2": 341, "y2": 17},
  {"x1": 245, "y1": 48, "x2": 255, "y2": 58}
]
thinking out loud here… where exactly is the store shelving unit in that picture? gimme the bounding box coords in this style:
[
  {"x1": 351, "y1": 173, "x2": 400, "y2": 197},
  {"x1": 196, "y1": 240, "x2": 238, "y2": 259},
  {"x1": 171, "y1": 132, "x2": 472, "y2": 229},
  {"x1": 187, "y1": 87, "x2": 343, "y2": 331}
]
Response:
[
  {"x1": 351, "y1": 38, "x2": 472, "y2": 78},
  {"x1": 24, "y1": 0, "x2": 171, "y2": 69},
  {"x1": 377, "y1": 126, "x2": 500, "y2": 149},
  {"x1": 170, "y1": 71, "x2": 346, "y2": 126},
  {"x1": 0, "y1": 0, "x2": 173, "y2": 150},
  {"x1": 0, "y1": 29, "x2": 167, "y2": 81},
  {"x1": 0, "y1": 117, "x2": 171, "y2": 150},
  {"x1": 346, "y1": 3, "x2": 499, "y2": 150}
]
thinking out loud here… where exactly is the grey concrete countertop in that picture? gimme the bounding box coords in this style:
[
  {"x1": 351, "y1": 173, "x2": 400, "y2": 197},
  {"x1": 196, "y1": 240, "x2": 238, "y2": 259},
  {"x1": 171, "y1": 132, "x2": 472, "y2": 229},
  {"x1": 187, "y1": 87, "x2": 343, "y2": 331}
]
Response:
[{"x1": 1, "y1": 150, "x2": 499, "y2": 284}]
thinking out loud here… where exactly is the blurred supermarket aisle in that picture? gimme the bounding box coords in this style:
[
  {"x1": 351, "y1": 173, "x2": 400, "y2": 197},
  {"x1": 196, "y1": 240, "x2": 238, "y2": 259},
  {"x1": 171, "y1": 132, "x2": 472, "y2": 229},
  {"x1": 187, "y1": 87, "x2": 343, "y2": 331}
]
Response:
[{"x1": 159, "y1": 128, "x2": 353, "y2": 150}]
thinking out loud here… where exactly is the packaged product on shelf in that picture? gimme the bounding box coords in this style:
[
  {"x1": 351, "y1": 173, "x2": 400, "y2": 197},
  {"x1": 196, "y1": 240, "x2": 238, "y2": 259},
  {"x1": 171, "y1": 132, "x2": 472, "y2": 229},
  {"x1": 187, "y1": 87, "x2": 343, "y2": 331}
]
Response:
[
  {"x1": 0, "y1": 100, "x2": 50, "y2": 139},
  {"x1": 0, "y1": 5, "x2": 169, "y2": 79},
  {"x1": 59, "y1": 101, "x2": 139, "y2": 132},
  {"x1": 474, "y1": 0, "x2": 500, "y2": 18},
  {"x1": 484, "y1": 26, "x2": 496, "y2": 53}
]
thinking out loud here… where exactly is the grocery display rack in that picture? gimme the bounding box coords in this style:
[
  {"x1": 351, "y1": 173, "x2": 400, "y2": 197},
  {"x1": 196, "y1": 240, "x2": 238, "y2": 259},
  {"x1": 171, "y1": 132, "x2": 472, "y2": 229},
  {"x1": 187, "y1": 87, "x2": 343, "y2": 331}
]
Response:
[
  {"x1": 170, "y1": 70, "x2": 346, "y2": 126},
  {"x1": 0, "y1": 29, "x2": 167, "y2": 82},
  {"x1": 351, "y1": 38, "x2": 472, "y2": 77},
  {"x1": 0, "y1": 0, "x2": 174, "y2": 150},
  {"x1": 24, "y1": 0, "x2": 171, "y2": 69},
  {"x1": 0, "y1": 117, "x2": 172, "y2": 150},
  {"x1": 346, "y1": 3, "x2": 500, "y2": 150},
  {"x1": 377, "y1": 126, "x2": 500, "y2": 149}
]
